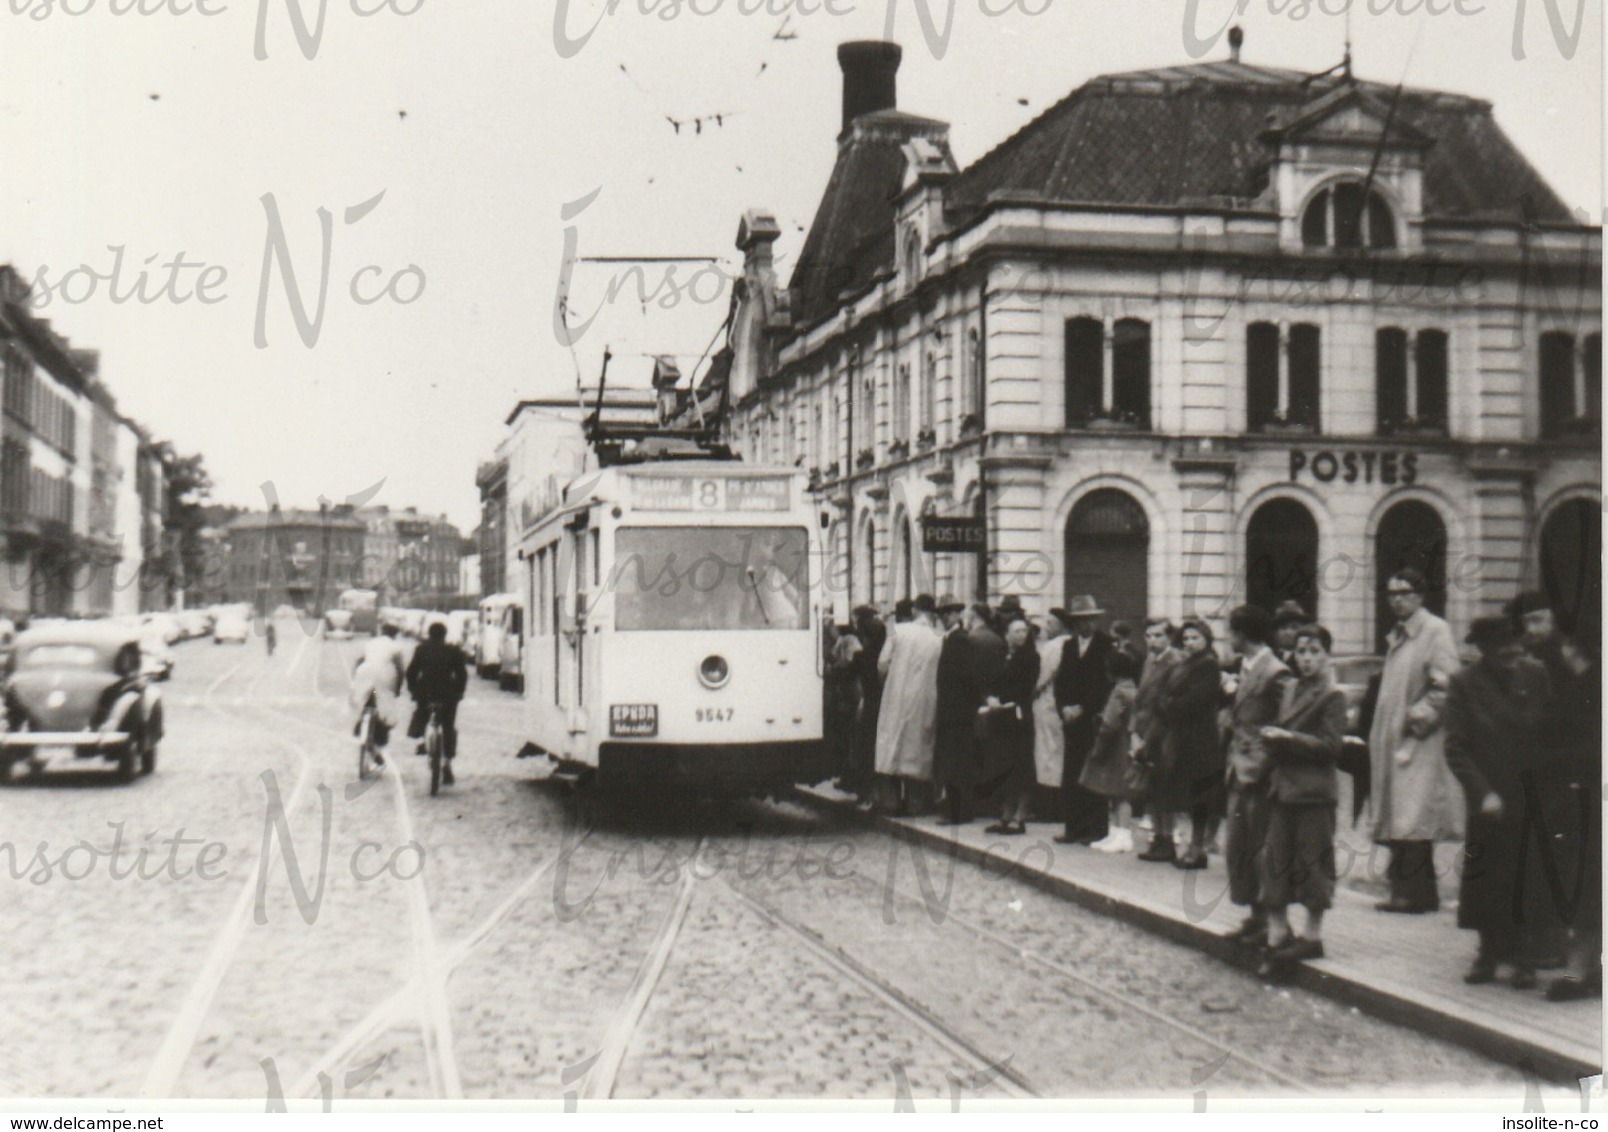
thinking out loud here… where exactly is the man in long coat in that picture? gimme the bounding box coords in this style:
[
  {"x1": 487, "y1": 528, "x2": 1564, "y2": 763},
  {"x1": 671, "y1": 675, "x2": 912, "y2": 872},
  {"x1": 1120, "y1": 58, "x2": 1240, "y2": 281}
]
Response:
[
  {"x1": 1369, "y1": 567, "x2": 1464, "y2": 913},
  {"x1": 1443, "y1": 615, "x2": 1552, "y2": 986},
  {"x1": 1033, "y1": 611, "x2": 1071, "y2": 813},
  {"x1": 875, "y1": 593, "x2": 944, "y2": 814},
  {"x1": 1054, "y1": 596, "x2": 1114, "y2": 844},
  {"x1": 933, "y1": 597, "x2": 979, "y2": 824}
]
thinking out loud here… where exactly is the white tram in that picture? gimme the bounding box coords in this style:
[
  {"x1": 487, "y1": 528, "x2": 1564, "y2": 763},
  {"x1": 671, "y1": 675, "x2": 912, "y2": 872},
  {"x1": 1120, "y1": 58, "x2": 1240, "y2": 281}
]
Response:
[{"x1": 514, "y1": 459, "x2": 829, "y2": 793}]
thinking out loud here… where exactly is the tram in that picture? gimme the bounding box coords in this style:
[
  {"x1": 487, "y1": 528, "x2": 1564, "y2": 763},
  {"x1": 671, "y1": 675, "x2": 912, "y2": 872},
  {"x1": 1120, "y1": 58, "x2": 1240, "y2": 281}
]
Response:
[{"x1": 514, "y1": 454, "x2": 829, "y2": 795}]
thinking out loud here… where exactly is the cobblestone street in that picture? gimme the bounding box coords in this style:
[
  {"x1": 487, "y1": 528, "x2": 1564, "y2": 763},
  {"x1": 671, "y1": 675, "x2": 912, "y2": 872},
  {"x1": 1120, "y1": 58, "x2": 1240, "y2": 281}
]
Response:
[{"x1": 0, "y1": 629, "x2": 1549, "y2": 1103}]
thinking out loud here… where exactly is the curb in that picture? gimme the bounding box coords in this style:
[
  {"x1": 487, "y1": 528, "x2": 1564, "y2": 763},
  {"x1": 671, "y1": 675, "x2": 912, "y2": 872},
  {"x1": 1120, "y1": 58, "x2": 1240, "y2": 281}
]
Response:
[{"x1": 789, "y1": 787, "x2": 1600, "y2": 1084}]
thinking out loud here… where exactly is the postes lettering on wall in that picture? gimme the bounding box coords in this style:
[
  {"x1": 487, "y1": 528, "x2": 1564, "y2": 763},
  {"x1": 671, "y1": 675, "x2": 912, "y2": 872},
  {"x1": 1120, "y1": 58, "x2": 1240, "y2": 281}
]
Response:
[{"x1": 1288, "y1": 449, "x2": 1419, "y2": 488}]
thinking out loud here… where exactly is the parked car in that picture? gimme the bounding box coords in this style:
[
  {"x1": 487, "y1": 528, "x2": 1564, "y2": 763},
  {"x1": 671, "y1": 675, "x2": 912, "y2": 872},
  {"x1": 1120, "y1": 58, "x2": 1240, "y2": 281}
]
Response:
[
  {"x1": 213, "y1": 611, "x2": 250, "y2": 644},
  {"x1": 176, "y1": 610, "x2": 211, "y2": 640},
  {"x1": 0, "y1": 622, "x2": 163, "y2": 782},
  {"x1": 323, "y1": 609, "x2": 355, "y2": 640},
  {"x1": 140, "y1": 612, "x2": 183, "y2": 645}
]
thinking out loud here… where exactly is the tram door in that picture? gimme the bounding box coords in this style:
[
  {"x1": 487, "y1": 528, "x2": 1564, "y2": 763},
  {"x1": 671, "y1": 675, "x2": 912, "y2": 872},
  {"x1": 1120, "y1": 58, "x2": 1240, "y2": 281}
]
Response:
[{"x1": 556, "y1": 520, "x2": 585, "y2": 742}]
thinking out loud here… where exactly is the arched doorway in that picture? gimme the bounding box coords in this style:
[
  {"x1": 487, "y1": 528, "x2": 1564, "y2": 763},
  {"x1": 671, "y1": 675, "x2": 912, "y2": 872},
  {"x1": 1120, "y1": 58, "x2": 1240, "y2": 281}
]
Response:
[
  {"x1": 1374, "y1": 499, "x2": 1448, "y2": 651},
  {"x1": 1245, "y1": 498, "x2": 1319, "y2": 618},
  {"x1": 1539, "y1": 497, "x2": 1602, "y2": 635},
  {"x1": 1065, "y1": 489, "x2": 1149, "y2": 633}
]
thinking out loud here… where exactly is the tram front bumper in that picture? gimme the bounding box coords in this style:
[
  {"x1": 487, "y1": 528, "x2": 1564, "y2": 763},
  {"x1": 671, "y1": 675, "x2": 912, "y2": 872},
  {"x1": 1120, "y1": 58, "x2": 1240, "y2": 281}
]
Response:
[{"x1": 597, "y1": 740, "x2": 830, "y2": 793}]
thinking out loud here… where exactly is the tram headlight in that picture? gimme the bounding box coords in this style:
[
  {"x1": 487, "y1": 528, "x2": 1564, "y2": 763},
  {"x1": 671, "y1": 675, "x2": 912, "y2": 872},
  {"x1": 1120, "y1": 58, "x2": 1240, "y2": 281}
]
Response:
[{"x1": 698, "y1": 654, "x2": 730, "y2": 689}]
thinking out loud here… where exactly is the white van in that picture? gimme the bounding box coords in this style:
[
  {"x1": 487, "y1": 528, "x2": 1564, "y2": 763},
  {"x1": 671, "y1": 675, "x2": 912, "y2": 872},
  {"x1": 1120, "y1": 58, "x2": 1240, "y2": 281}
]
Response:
[
  {"x1": 476, "y1": 593, "x2": 517, "y2": 679},
  {"x1": 496, "y1": 602, "x2": 524, "y2": 693}
]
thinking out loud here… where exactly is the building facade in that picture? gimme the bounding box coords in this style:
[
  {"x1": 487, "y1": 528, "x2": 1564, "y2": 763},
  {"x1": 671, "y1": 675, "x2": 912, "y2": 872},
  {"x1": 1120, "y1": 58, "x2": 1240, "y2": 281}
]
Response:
[
  {"x1": 720, "y1": 40, "x2": 1602, "y2": 653},
  {"x1": 355, "y1": 505, "x2": 465, "y2": 609},
  {"x1": 217, "y1": 506, "x2": 366, "y2": 615},
  {"x1": 475, "y1": 457, "x2": 508, "y2": 598}
]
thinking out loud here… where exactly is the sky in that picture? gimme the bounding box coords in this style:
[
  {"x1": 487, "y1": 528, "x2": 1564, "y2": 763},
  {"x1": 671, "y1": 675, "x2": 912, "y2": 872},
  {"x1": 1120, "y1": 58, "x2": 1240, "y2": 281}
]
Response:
[{"x1": 2, "y1": 0, "x2": 1600, "y2": 532}]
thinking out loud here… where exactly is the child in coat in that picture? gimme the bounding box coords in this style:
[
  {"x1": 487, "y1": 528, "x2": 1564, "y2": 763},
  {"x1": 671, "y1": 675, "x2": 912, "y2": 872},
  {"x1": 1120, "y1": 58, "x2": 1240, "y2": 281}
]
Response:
[{"x1": 1080, "y1": 649, "x2": 1143, "y2": 853}]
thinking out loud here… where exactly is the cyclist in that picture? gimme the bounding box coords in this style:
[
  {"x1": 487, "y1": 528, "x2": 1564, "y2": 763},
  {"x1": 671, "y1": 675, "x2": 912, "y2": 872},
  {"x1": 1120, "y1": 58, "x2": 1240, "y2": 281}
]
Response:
[
  {"x1": 350, "y1": 621, "x2": 407, "y2": 768},
  {"x1": 406, "y1": 620, "x2": 469, "y2": 786}
]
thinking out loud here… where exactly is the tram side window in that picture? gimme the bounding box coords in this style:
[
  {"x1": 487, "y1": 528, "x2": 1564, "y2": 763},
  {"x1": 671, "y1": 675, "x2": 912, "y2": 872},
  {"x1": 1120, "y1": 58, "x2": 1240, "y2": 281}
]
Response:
[{"x1": 613, "y1": 527, "x2": 810, "y2": 631}]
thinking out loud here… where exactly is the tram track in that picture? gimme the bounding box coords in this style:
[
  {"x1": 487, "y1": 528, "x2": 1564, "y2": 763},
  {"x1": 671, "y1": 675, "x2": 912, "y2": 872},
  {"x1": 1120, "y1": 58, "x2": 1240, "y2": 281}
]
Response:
[{"x1": 139, "y1": 648, "x2": 316, "y2": 1098}]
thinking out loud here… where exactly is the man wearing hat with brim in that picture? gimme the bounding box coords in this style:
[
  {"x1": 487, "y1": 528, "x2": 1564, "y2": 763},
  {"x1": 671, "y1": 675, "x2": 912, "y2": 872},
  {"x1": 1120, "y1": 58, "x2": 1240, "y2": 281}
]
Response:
[
  {"x1": 1443, "y1": 614, "x2": 1552, "y2": 988},
  {"x1": 933, "y1": 595, "x2": 985, "y2": 825},
  {"x1": 1053, "y1": 595, "x2": 1115, "y2": 844},
  {"x1": 875, "y1": 593, "x2": 943, "y2": 814}
]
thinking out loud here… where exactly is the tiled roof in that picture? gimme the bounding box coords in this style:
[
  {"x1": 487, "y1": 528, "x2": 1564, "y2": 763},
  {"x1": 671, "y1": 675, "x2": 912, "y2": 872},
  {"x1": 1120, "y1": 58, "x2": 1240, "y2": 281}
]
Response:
[
  {"x1": 947, "y1": 61, "x2": 1573, "y2": 222},
  {"x1": 788, "y1": 110, "x2": 951, "y2": 327},
  {"x1": 785, "y1": 59, "x2": 1578, "y2": 332}
]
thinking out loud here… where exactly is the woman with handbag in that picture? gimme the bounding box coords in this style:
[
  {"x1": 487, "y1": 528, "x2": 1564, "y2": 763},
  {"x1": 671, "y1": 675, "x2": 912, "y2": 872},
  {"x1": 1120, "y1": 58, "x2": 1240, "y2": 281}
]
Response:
[{"x1": 982, "y1": 615, "x2": 1040, "y2": 835}]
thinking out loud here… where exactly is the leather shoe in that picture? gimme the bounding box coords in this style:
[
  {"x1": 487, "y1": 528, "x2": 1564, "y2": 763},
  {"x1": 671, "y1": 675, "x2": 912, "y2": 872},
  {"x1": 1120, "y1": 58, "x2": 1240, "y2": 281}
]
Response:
[
  {"x1": 1546, "y1": 974, "x2": 1602, "y2": 1002},
  {"x1": 1464, "y1": 957, "x2": 1498, "y2": 985},
  {"x1": 1230, "y1": 916, "x2": 1268, "y2": 946},
  {"x1": 1510, "y1": 967, "x2": 1538, "y2": 991},
  {"x1": 1272, "y1": 937, "x2": 1325, "y2": 963},
  {"x1": 986, "y1": 822, "x2": 1013, "y2": 835},
  {"x1": 1375, "y1": 898, "x2": 1436, "y2": 914},
  {"x1": 1137, "y1": 842, "x2": 1177, "y2": 862},
  {"x1": 1173, "y1": 851, "x2": 1208, "y2": 870}
]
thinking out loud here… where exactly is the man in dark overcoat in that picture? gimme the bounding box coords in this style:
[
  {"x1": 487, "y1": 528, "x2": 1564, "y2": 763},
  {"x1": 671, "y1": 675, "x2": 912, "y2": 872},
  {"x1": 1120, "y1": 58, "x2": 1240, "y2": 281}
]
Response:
[{"x1": 1054, "y1": 595, "x2": 1114, "y2": 845}]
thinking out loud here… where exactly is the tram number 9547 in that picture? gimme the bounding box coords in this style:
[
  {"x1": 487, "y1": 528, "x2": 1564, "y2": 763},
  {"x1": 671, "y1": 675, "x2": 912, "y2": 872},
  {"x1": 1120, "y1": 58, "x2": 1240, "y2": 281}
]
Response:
[{"x1": 696, "y1": 708, "x2": 734, "y2": 723}]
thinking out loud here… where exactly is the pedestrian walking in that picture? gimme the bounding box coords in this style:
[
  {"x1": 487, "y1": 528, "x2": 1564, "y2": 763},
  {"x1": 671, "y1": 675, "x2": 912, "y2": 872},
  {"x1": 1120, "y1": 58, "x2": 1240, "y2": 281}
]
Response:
[
  {"x1": 265, "y1": 619, "x2": 277, "y2": 656},
  {"x1": 874, "y1": 593, "x2": 943, "y2": 814},
  {"x1": 1053, "y1": 596, "x2": 1114, "y2": 845},
  {"x1": 1257, "y1": 623, "x2": 1347, "y2": 978},
  {"x1": 1079, "y1": 648, "x2": 1142, "y2": 852},
  {"x1": 982, "y1": 614, "x2": 1039, "y2": 835},
  {"x1": 1142, "y1": 618, "x2": 1223, "y2": 865},
  {"x1": 1223, "y1": 604, "x2": 1294, "y2": 943},
  {"x1": 1444, "y1": 615, "x2": 1552, "y2": 989},
  {"x1": 1369, "y1": 568, "x2": 1464, "y2": 914}
]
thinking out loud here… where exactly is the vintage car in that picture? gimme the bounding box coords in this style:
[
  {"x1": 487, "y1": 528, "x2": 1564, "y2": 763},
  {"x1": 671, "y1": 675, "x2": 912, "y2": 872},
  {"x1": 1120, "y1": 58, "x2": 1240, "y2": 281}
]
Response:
[{"x1": 0, "y1": 623, "x2": 163, "y2": 783}]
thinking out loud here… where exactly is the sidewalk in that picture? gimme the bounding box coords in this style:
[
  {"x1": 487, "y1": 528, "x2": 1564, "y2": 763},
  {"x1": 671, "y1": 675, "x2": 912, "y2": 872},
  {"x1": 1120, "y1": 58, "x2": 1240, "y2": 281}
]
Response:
[{"x1": 795, "y1": 783, "x2": 1602, "y2": 1082}]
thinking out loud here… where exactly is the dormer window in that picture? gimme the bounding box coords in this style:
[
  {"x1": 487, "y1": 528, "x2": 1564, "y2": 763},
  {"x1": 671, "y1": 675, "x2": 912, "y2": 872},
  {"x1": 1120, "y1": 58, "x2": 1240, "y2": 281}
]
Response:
[{"x1": 1302, "y1": 182, "x2": 1396, "y2": 250}]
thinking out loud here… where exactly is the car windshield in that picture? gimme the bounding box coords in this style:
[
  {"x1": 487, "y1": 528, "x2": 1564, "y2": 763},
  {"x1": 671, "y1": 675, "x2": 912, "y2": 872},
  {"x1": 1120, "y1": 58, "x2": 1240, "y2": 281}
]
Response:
[
  {"x1": 18, "y1": 644, "x2": 105, "y2": 670},
  {"x1": 613, "y1": 527, "x2": 809, "y2": 631}
]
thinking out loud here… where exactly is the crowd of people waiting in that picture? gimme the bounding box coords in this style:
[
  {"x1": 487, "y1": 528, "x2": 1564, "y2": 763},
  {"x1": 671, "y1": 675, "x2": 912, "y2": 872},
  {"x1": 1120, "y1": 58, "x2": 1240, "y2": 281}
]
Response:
[{"x1": 823, "y1": 574, "x2": 1600, "y2": 994}]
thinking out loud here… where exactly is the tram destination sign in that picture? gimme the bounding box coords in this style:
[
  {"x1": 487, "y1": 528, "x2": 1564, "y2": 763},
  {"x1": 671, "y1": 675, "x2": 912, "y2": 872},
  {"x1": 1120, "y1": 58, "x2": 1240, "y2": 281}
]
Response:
[
  {"x1": 629, "y1": 474, "x2": 791, "y2": 513},
  {"x1": 922, "y1": 516, "x2": 986, "y2": 554}
]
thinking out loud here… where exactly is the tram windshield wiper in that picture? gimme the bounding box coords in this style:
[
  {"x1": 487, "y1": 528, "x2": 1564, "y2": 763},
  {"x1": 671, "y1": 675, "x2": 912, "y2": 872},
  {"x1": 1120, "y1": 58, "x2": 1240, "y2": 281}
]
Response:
[{"x1": 745, "y1": 567, "x2": 771, "y2": 625}]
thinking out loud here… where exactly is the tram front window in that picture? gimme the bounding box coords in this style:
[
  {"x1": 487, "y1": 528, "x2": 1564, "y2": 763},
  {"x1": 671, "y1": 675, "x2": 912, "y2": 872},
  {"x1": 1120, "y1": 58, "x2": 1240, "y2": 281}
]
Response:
[{"x1": 613, "y1": 527, "x2": 810, "y2": 631}]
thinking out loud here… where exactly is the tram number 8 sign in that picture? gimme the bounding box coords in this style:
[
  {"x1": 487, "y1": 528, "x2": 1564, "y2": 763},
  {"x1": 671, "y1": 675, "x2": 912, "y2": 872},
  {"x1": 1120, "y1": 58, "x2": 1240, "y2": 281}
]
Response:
[
  {"x1": 609, "y1": 703, "x2": 658, "y2": 738},
  {"x1": 631, "y1": 475, "x2": 790, "y2": 513}
]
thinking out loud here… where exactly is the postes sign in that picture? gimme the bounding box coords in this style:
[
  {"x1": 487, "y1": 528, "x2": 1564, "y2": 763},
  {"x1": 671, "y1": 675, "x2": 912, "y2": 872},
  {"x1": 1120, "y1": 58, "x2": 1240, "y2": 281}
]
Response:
[
  {"x1": 922, "y1": 516, "x2": 985, "y2": 554},
  {"x1": 1288, "y1": 449, "x2": 1420, "y2": 487}
]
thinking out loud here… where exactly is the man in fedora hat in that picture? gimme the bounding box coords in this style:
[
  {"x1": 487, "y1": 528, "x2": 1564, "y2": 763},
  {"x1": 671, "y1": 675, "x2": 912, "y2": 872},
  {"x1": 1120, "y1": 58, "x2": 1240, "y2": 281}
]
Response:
[
  {"x1": 1053, "y1": 595, "x2": 1115, "y2": 844},
  {"x1": 875, "y1": 593, "x2": 943, "y2": 814}
]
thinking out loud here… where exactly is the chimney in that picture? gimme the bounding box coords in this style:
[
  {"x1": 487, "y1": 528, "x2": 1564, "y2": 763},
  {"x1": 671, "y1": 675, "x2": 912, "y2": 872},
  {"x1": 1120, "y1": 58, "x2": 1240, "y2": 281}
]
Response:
[
  {"x1": 1228, "y1": 25, "x2": 1243, "y2": 63},
  {"x1": 837, "y1": 41, "x2": 900, "y2": 133}
]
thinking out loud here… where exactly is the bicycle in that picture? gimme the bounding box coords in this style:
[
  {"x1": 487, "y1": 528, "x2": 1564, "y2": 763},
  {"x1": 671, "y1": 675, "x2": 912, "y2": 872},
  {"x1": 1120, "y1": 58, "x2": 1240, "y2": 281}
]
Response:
[
  {"x1": 423, "y1": 700, "x2": 450, "y2": 796},
  {"x1": 357, "y1": 697, "x2": 385, "y2": 780}
]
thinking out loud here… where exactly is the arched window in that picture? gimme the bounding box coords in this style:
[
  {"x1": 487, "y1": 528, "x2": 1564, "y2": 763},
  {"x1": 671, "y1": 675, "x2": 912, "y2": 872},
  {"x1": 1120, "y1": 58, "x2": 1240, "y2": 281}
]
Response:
[
  {"x1": 903, "y1": 228, "x2": 922, "y2": 284},
  {"x1": 1375, "y1": 500, "x2": 1448, "y2": 651},
  {"x1": 1302, "y1": 183, "x2": 1396, "y2": 250},
  {"x1": 1245, "y1": 499, "x2": 1319, "y2": 617},
  {"x1": 1246, "y1": 323, "x2": 1321, "y2": 431},
  {"x1": 1540, "y1": 497, "x2": 1602, "y2": 635},
  {"x1": 1064, "y1": 489, "x2": 1149, "y2": 632}
]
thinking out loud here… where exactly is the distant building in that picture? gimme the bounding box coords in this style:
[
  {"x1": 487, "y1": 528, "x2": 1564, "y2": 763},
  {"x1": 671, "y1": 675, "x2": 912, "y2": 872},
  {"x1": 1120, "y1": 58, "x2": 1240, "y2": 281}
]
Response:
[
  {"x1": 475, "y1": 457, "x2": 507, "y2": 598},
  {"x1": 355, "y1": 506, "x2": 464, "y2": 609},
  {"x1": 217, "y1": 505, "x2": 365, "y2": 615}
]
